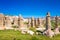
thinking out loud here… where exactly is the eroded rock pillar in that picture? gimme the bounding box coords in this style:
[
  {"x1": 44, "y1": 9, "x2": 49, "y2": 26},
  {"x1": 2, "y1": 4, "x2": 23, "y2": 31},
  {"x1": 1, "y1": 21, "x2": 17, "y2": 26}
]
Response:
[
  {"x1": 28, "y1": 18, "x2": 31, "y2": 28},
  {"x1": 43, "y1": 12, "x2": 54, "y2": 37},
  {"x1": 31, "y1": 17, "x2": 35, "y2": 27},
  {"x1": 54, "y1": 16, "x2": 60, "y2": 34},
  {"x1": 18, "y1": 14, "x2": 24, "y2": 28}
]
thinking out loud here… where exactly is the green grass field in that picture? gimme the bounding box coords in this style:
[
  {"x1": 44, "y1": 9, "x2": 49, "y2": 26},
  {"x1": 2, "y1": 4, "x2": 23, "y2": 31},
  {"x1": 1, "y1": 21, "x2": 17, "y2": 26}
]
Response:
[{"x1": 0, "y1": 30, "x2": 60, "y2": 40}]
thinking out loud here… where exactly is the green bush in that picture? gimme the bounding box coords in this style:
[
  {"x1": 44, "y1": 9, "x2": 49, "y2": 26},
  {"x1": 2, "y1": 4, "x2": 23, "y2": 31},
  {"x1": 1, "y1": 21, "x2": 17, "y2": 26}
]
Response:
[
  {"x1": 12, "y1": 25, "x2": 19, "y2": 28},
  {"x1": 29, "y1": 27, "x2": 36, "y2": 32}
]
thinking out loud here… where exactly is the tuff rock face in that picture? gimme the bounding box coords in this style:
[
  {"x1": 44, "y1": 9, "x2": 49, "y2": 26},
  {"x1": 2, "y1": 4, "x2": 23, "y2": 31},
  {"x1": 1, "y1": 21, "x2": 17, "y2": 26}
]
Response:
[
  {"x1": 0, "y1": 14, "x2": 5, "y2": 30},
  {"x1": 0, "y1": 12, "x2": 60, "y2": 38}
]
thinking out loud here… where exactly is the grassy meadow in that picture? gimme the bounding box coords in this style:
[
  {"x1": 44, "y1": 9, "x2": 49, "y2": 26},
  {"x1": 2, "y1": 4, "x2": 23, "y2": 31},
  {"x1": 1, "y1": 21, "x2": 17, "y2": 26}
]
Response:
[{"x1": 0, "y1": 30, "x2": 60, "y2": 40}]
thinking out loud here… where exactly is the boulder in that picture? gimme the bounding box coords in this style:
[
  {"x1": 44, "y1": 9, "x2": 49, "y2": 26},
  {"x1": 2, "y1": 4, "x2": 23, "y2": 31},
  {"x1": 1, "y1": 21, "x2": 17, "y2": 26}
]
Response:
[{"x1": 27, "y1": 30, "x2": 34, "y2": 35}]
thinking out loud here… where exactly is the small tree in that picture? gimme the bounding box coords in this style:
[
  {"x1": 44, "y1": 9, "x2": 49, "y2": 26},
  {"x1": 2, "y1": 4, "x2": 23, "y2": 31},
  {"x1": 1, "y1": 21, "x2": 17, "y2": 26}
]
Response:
[{"x1": 12, "y1": 25, "x2": 19, "y2": 28}]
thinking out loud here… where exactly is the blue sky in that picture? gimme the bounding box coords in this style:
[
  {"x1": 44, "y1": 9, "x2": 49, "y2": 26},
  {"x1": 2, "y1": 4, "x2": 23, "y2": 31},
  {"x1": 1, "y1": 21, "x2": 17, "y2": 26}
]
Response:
[{"x1": 0, "y1": 0, "x2": 60, "y2": 18}]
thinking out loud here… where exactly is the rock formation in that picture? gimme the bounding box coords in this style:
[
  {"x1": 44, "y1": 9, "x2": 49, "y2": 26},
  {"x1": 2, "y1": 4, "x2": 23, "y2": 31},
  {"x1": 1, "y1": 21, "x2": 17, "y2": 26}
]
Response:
[
  {"x1": 43, "y1": 12, "x2": 54, "y2": 37},
  {"x1": 54, "y1": 16, "x2": 60, "y2": 34},
  {"x1": 31, "y1": 17, "x2": 35, "y2": 27}
]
